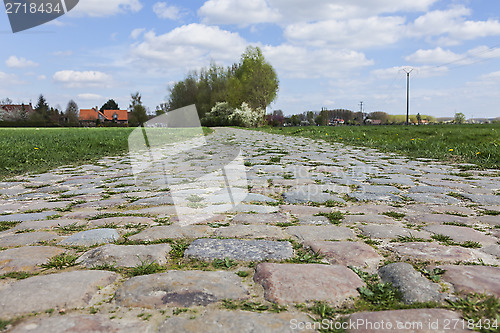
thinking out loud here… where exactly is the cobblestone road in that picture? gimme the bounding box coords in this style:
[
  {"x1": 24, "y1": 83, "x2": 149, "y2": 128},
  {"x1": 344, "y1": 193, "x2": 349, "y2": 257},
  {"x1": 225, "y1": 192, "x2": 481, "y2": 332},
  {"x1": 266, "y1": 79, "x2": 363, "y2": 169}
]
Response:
[{"x1": 0, "y1": 128, "x2": 499, "y2": 332}]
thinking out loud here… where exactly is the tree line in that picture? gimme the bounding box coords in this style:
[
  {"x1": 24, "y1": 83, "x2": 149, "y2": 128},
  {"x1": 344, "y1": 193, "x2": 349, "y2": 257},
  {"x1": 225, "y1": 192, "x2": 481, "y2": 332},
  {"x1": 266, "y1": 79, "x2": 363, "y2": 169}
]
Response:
[
  {"x1": 267, "y1": 109, "x2": 438, "y2": 127},
  {"x1": 0, "y1": 93, "x2": 149, "y2": 127},
  {"x1": 164, "y1": 46, "x2": 279, "y2": 127}
]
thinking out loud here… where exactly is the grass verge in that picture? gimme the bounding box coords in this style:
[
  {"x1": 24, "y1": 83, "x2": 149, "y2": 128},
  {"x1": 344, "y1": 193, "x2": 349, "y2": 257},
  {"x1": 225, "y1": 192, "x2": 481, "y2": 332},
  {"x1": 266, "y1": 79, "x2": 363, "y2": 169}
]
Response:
[
  {"x1": 254, "y1": 124, "x2": 500, "y2": 169},
  {"x1": 0, "y1": 127, "x2": 213, "y2": 179}
]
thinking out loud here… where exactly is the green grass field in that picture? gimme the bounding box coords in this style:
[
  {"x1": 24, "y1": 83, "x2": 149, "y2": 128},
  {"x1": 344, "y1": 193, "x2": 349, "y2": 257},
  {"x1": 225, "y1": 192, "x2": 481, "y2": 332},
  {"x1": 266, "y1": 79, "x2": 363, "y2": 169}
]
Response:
[
  {"x1": 0, "y1": 127, "x2": 213, "y2": 179},
  {"x1": 1, "y1": 124, "x2": 499, "y2": 179},
  {"x1": 256, "y1": 124, "x2": 500, "y2": 170}
]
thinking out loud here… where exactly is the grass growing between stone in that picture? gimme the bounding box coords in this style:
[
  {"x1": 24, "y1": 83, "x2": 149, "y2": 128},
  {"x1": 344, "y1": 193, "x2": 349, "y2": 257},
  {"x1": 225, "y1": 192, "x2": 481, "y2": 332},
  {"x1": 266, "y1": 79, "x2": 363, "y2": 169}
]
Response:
[
  {"x1": 40, "y1": 253, "x2": 79, "y2": 270},
  {"x1": 447, "y1": 294, "x2": 500, "y2": 333},
  {"x1": 255, "y1": 124, "x2": 500, "y2": 170},
  {"x1": 222, "y1": 299, "x2": 287, "y2": 313},
  {"x1": 431, "y1": 234, "x2": 483, "y2": 248},
  {"x1": 306, "y1": 266, "x2": 442, "y2": 331},
  {"x1": 0, "y1": 127, "x2": 214, "y2": 179},
  {"x1": 0, "y1": 319, "x2": 11, "y2": 331},
  {"x1": 0, "y1": 271, "x2": 37, "y2": 280},
  {"x1": 314, "y1": 211, "x2": 344, "y2": 225},
  {"x1": 286, "y1": 240, "x2": 325, "y2": 264},
  {"x1": 303, "y1": 265, "x2": 500, "y2": 333},
  {"x1": 127, "y1": 259, "x2": 164, "y2": 277},
  {"x1": 0, "y1": 221, "x2": 20, "y2": 232}
]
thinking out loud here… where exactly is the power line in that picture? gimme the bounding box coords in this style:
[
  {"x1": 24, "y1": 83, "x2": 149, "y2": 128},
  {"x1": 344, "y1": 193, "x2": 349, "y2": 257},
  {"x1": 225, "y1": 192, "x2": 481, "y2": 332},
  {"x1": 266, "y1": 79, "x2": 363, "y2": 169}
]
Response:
[{"x1": 419, "y1": 43, "x2": 500, "y2": 74}]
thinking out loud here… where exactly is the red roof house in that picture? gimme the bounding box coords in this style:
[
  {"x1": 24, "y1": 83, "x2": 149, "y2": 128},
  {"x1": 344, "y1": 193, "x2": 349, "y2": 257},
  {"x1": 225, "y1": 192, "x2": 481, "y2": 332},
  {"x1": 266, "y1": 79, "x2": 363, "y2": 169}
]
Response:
[
  {"x1": 0, "y1": 103, "x2": 34, "y2": 121},
  {"x1": 79, "y1": 107, "x2": 128, "y2": 126}
]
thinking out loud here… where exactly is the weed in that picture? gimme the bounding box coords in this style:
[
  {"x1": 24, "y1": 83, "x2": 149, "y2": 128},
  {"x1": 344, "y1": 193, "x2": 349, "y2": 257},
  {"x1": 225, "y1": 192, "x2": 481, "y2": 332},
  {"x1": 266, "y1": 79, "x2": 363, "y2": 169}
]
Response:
[
  {"x1": 324, "y1": 200, "x2": 345, "y2": 208},
  {"x1": 460, "y1": 240, "x2": 482, "y2": 249},
  {"x1": 55, "y1": 222, "x2": 85, "y2": 235},
  {"x1": 40, "y1": 253, "x2": 79, "y2": 270},
  {"x1": 444, "y1": 212, "x2": 468, "y2": 218},
  {"x1": 137, "y1": 312, "x2": 152, "y2": 320},
  {"x1": 443, "y1": 221, "x2": 469, "y2": 227},
  {"x1": 172, "y1": 308, "x2": 189, "y2": 315},
  {"x1": 236, "y1": 271, "x2": 249, "y2": 278},
  {"x1": 275, "y1": 222, "x2": 297, "y2": 227},
  {"x1": 90, "y1": 263, "x2": 119, "y2": 272},
  {"x1": 393, "y1": 234, "x2": 430, "y2": 243},
  {"x1": 350, "y1": 266, "x2": 401, "y2": 308},
  {"x1": 431, "y1": 234, "x2": 454, "y2": 244},
  {"x1": 364, "y1": 239, "x2": 381, "y2": 246},
  {"x1": 222, "y1": 300, "x2": 287, "y2": 313},
  {"x1": 314, "y1": 211, "x2": 344, "y2": 225},
  {"x1": 420, "y1": 267, "x2": 446, "y2": 283},
  {"x1": 127, "y1": 259, "x2": 164, "y2": 277},
  {"x1": 212, "y1": 257, "x2": 236, "y2": 269},
  {"x1": 55, "y1": 200, "x2": 86, "y2": 212},
  {"x1": 88, "y1": 212, "x2": 150, "y2": 221},
  {"x1": 382, "y1": 211, "x2": 406, "y2": 220},
  {"x1": 447, "y1": 293, "x2": 500, "y2": 332},
  {"x1": 0, "y1": 221, "x2": 20, "y2": 232},
  {"x1": 450, "y1": 172, "x2": 474, "y2": 178},
  {"x1": 287, "y1": 241, "x2": 325, "y2": 264},
  {"x1": 14, "y1": 228, "x2": 35, "y2": 234},
  {"x1": 482, "y1": 210, "x2": 500, "y2": 216},
  {"x1": 207, "y1": 222, "x2": 230, "y2": 228},
  {"x1": 269, "y1": 156, "x2": 281, "y2": 163},
  {"x1": 169, "y1": 240, "x2": 190, "y2": 259},
  {"x1": 98, "y1": 222, "x2": 119, "y2": 229},
  {"x1": 0, "y1": 319, "x2": 12, "y2": 331},
  {"x1": 0, "y1": 271, "x2": 37, "y2": 280},
  {"x1": 186, "y1": 194, "x2": 204, "y2": 203},
  {"x1": 154, "y1": 217, "x2": 171, "y2": 226},
  {"x1": 447, "y1": 192, "x2": 469, "y2": 201}
]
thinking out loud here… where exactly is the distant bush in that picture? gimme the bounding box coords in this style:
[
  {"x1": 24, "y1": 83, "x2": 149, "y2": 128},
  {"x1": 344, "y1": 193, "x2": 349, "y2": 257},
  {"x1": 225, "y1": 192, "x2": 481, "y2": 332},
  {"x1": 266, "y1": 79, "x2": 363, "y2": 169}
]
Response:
[{"x1": 202, "y1": 102, "x2": 264, "y2": 128}]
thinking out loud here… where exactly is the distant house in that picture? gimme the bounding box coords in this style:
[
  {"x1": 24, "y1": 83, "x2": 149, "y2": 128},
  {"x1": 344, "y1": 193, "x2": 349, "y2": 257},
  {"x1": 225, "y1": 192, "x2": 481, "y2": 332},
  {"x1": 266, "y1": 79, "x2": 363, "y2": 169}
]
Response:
[
  {"x1": 328, "y1": 118, "x2": 344, "y2": 126},
  {"x1": 365, "y1": 119, "x2": 382, "y2": 125},
  {"x1": 79, "y1": 107, "x2": 128, "y2": 126},
  {"x1": 0, "y1": 103, "x2": 34, "y2": 121}
]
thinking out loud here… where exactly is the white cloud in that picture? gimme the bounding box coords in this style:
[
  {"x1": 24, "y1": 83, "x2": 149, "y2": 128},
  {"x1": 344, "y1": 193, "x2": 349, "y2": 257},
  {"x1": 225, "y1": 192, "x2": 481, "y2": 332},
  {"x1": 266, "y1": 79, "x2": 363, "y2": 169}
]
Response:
[
  {"x1": 405, "y1": 45, "x2": 500, "y2": 66},
  {"x1": 262, "y1": 44, "x2": 373, "y2": 79},
  {"x1": 408, "y1": 5, "x2": 500, "y2": 45},
  {"x1": 199, "y1": 0, "x2": 280, "y2": 25},
  {"x1": 70, "y1": 0, "x2": 142, "y2": 17},
  {"x1": 284, "y1": 16, "x2": 405, "y2": 49},
  {"x1": 78, "y1": 93, "x2": 104, "y2": 100},
  {"x1": 405, "y1": 47, "x2": 462, "y2": 64},
  {"x1": 0, "y1": 72, "x2": 22, "y2": 85},
  {"x1": 153, "y1": 2, "x2": 181, "y2": 20},
  {"x1": 37, "y1": 75, "x2": 47, "y2": 80},
  {"x1": 199, "y1": 0, "x2": 438, "y2": 25},
  {"x1": 6, "y1": 56, "x2": 38, "y2": 68},
  {"x1": 130, "y1": 24, "x2": 247, "y2": 70},
  {"x1": 372, "y1": 65, "x2": 448, "y2": 79},
  {"x1": 53, "y1": 70, "x2": 111, "y2": 88},
  {"x1": 481, "y1": 71, "x2": 500, "y2": 81},
  {"x1": 53, "y1": 51, "x2": 73, "y2": 57},
  {"x1": 130, "y1": 28, "x2": 146, "y2": 39}
]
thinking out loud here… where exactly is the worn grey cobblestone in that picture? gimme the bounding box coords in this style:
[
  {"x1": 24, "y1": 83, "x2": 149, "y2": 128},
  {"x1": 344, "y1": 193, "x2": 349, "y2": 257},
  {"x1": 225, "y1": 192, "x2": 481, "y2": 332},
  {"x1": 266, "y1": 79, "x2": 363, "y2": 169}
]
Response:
[{"x1": 0, "y1": 128, "x2": 498, "y2": 331}]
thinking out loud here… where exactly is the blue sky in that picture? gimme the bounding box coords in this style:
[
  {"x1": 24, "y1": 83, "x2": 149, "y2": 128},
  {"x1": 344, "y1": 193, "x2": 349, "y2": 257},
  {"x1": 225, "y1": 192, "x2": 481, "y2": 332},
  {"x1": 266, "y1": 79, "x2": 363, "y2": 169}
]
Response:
[{"x1": 2, "y1": 0, "x2": 500, "y2": 118}]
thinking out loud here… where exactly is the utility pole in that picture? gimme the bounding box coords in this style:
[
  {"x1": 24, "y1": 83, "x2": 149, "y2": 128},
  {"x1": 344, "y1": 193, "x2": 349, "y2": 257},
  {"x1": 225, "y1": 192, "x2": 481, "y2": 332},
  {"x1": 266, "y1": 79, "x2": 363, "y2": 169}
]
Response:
[
  {"x1": 359, "y1": 101, "x2": 364, "y2": 125},
  {"x1": 403, "y1": 68, "x2": 413, "y2": 125}
]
